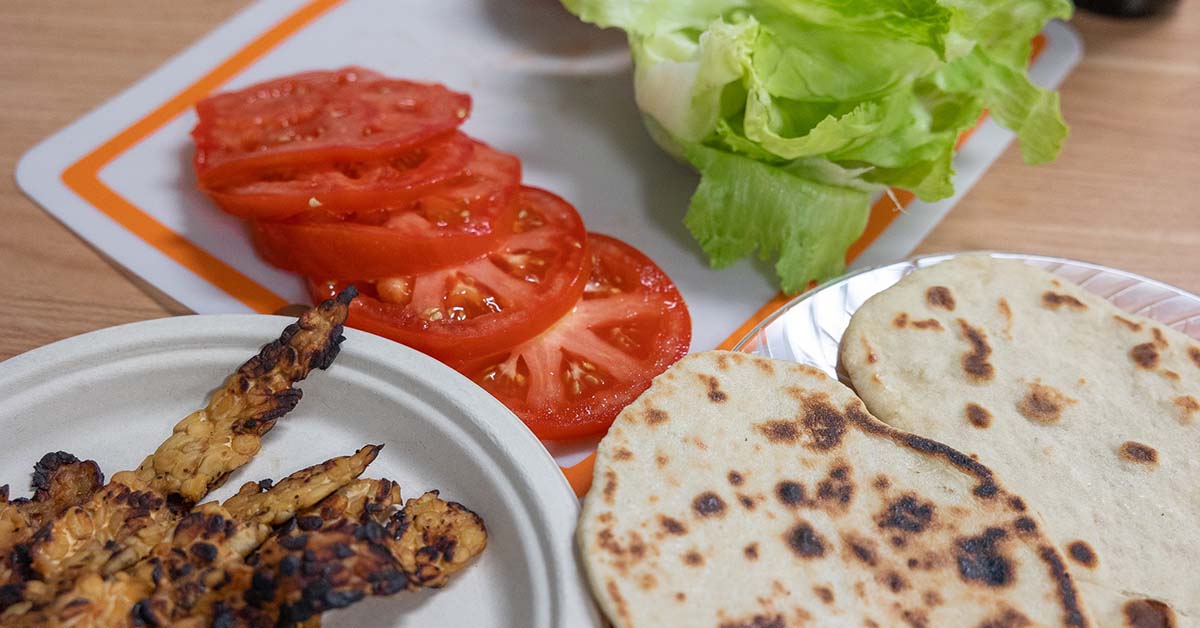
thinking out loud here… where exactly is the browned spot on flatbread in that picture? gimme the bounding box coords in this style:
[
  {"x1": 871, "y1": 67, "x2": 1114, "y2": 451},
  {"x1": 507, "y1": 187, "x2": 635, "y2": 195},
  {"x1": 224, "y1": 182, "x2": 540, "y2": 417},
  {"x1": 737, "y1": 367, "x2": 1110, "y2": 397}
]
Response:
[
  {"x1": 686, "y1": 435, "x2": 709, "y2": 451},
  {"x1": 873, "y1": 475, "x2": 891, "y2": 490},
  {"x1": 674, "y1": 592, "x2": 686, "y2": 602},
  {"x1": 613, "y1": 447, "x2": 633, "y2": 461},
  {"x1": 693, "y1": 492, "x2": 727, "y2": 517},
  {"x1": 955, "y1": 527, "x2": 1012, "y2": 587},
  {"x1": 1119, "y1": 441, "x2": 1158, "y2": 466},
  {"x1": 1042, "y1": 291, "x2": 1087, "y2": 311},
  {"x1": 638, "y1": 573, "x2": 657, "y2": 591},
  {"x1": 1114, "y1": 315, "x2": 1143, "y2": 332},
  {"x1": 927, "y1": 286, "x2": 956, "y2": 310},
  {"x1": 893, "y1": 313, "x2": 944, "y2": 331},
  {"x1": 801, "y1": 398, "x2": 847, "y2": 451},
  {"x1": 958, "y1": 319, "x2": 995, "y2": 382},
  {"x1": 1175, "y1": 395, "x2": 1199, "y2": 423},
  {"x1": 775, "y1": 481, "x2": 805, "y2": 507},
  {"x1": 659, "y1": 516, "x2": 686, "y2": 535},
  {"x1": 683, "y1": 550, "x2": 704, "y2": 567},
  {"x1": 1067, "y1": 541, "x2": 1097, "y2": 568},
  {"x1": 756, "y1": 420, "x2": 799, "y2": 444},
  {"x1": 738, "y1": 494, "x2": 757, "y2": 510},
  {"x1": 924, "y1": 591, "x2": 943, "y2": 607},
  {"x1": 878, "y1": 495, "x2": 935, "y2": 534},
  {"x1": 645, "y1": 407, "x2": 669, "y2": 424},
  {"x1": 655, "y1": 453, "x2": 669, "y2": 468},
  {"x1": 979, "y1": 609, "x2": 1033, "y2": 628},
  {"x1": 1152, "y1": 327, "x2": 1169, "y2": 348},
  {"x1": 1008, "y1": 497, "x2": 1026, "y2": 512},
  {"x1": 1037, "y1": 546, "x2": 1088, "y2": 627},
  {"x1": 1123, "y1": 599, "x2": 1177, "y2": 628},
  {"x1": 902, "y1": 609, "x2": 928, "y2": 628},
  {"x1": 606, "y1": 580, "x2": 632, "y2": 626},
  {"x1": 816, "y1": 465, "x2": 853, "y2": 510},
  {"x1": 881, "y1": 570, "x2": 909, "y2": 592},
  {"x1": 861, "y1": 336, "x2": 879, "y2": 363},
  {"x1": 1017, "y1": 382, "x2": 1076, "y2": 424},
  {"x1": 754, "y1": 358, "x2": 775, "y2": 374},
  {"x1": 846, "y1": 537, "x2": 878, "y2": 566},
  {"x1": 700, "y1": 374, "x2": 727, "y2": 402},
  {"x1": 1015, "y1": 517, "x2": 1037, "y2": 534},
  {"x1": 715, "y1": 353, "x2": 730, "y2": 371},
  {"x1": 966, "y1": 403, "x2": 993, "y2": 428},
  {"x1": 718, "y1": 614, "x2": 785, "y2": 628},
  {"x1": 744, "y1": 543, "x2": 759, "y2": 560},
  {"x1": 813, "y1": 585, "x2": 834, "y2": 604},
  {"x1": 1131, "y1": 343, "x2": 1160, "y2": 369},
  {"x1": 1190, "y1": 346, "x2": 1200, "y2": 369},
  {"x1": 728, "y1": 470, "x2": 744, "y2": 486},
  {"x1": 784, "y1": 522, "x2": 826, "y2": 559},
  {"x1": 1163, "y1": 369, "x2": 1180, "y2": 381},
  {"x1": 597, "y1": 512, "x2": 613, "y2": 524},
  {"x1": 998, "y1": 298, "x2": 1013, "y2": 336},
  {"x1": 602, "y1": 470, "x2": 617, "y2": 504}
]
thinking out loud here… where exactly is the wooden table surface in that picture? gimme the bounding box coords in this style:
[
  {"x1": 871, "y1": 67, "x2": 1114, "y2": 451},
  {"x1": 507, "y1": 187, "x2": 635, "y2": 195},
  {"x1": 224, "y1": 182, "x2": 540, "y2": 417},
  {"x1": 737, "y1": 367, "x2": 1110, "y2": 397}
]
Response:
[{"x1": 0, "y1": 2, "x2": 1196, "y2": 361}]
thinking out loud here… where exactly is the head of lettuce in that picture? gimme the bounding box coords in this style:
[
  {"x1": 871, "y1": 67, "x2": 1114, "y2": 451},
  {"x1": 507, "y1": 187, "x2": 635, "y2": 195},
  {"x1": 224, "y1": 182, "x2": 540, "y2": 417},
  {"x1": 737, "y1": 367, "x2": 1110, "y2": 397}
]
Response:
[{"x1": 562, "y1": 0, "x2": 1071, "y2": 293}]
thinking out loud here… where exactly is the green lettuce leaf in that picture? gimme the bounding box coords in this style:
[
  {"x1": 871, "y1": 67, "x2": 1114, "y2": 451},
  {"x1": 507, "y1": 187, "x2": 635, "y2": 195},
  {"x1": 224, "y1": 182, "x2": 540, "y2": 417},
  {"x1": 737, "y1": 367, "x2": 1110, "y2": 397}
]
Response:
[
  {"x1": 563, "y1": 0, "x2": 1070, "y2": 292},
  {"x1": 683, "y1": 144, "x2": 873, "y2": 293}
]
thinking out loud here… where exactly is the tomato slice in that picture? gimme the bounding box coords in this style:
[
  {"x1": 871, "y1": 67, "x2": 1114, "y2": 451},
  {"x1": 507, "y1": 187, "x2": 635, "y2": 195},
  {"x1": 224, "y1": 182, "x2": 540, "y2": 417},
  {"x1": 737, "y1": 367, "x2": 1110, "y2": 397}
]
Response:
[
  {"x1": 307, "y1": 187, "x2": 590, "y2": 362},
  {"x1": 452, "y1": 234, "x2": 691, "y2": 440},
  {"x1": 193, "y1": 67, "x2": 470, "y2": 185},
  {"x1": 251, "y1": 140, "x2": 520, "y2": 276},
  {"x1": 203, "y1": 131, "x2": 474, "y2": 221}
]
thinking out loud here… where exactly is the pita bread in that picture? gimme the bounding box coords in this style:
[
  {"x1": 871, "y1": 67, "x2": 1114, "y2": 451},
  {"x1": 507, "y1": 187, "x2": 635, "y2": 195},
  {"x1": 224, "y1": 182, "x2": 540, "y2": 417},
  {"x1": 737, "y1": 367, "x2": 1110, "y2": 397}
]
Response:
[
  {"x1": 579, "y1": 351, "x2": 1090, "y2": 628},
  {"x1": 841, "y1": 255, "x2": 1199, "y2": 627}
]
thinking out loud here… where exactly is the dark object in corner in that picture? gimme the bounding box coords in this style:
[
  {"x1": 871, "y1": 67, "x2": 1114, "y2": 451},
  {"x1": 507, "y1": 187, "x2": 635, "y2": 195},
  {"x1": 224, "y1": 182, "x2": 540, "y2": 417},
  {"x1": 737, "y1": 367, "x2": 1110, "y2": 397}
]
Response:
[{"x1": 1074, "y1": 0, "x2": 1177, "y2": 18}]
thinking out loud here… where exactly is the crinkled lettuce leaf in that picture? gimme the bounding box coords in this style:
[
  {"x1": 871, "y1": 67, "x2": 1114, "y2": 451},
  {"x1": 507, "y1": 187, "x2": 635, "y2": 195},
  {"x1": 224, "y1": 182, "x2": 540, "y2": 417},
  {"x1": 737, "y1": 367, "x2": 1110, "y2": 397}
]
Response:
[
  {"x1": 683, "y1": 144, "x2": 872, "y2": 293},
  {"x1": 563, "y1": 0, "x2": 1070, "y2": 292}
]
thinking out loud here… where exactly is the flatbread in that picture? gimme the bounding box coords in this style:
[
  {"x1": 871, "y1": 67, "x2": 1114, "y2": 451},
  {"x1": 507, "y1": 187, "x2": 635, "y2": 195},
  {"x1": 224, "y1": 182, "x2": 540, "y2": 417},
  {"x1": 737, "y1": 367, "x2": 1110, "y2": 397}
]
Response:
[
  {"x1": 579, "y1": 350, "x2": 1090, "y2": 628},
  {"x1": 841, "y1": 255, "x2": 1199, "y2": 627}
]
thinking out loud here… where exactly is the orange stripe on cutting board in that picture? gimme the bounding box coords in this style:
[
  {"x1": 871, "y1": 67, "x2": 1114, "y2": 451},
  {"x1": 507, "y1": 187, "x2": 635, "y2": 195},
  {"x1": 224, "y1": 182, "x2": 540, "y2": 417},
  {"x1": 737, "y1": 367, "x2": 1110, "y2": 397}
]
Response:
[
  {"x1": 60, "y1": 0, "x2": 345, "y2": 313},
  {"x1": 565, "y1": 33, "x2": 1053, "y2": 497}
]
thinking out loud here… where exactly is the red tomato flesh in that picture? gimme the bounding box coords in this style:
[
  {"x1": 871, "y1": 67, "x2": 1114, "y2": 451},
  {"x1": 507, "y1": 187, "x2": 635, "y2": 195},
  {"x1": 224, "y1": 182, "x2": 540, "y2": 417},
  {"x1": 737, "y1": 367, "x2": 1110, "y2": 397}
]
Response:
[
  {"x1": 308, "y1": 187, "x2": 590, "y2": 362},
  {"x1": 193, "y1": 67, "x2": 470, "y2": 186},
  {"x1": 251, "y1": 139, "x2": 520, "y2": 277},
  {"x1": 452, "y1": 233, "x2": 691, "y2": 440},
  {"x1": 205, "y1": 131, "x2": 474, "y2": 221}
]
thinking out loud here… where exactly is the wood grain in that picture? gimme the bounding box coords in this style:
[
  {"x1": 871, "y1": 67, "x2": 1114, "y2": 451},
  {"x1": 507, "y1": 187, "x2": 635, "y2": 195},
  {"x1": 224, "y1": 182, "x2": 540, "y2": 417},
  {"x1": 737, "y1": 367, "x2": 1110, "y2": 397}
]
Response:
[{"x1": 0, "y1": 2, "x2": 1196, "y2": 360}]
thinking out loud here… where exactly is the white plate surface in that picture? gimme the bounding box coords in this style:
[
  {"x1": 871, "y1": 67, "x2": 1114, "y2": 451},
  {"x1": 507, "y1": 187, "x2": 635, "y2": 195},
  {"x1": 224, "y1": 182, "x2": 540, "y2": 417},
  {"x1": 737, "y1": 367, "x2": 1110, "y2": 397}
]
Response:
[
  {"x1": 737, "y1": 252, "x2": 1200, "y2": 374},
  {"x1": 0, "y1": 315, "x2": 600, "y2": 627}
]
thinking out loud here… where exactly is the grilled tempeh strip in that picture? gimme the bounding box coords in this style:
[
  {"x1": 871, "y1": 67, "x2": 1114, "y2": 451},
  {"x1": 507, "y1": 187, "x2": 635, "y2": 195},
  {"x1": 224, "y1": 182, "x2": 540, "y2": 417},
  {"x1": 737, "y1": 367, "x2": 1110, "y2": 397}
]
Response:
[
  {"x1": 186, "y1": 485, "x2": 487, "y2": 627},
  {"x1": 114, "y1": 288, "x2": 356, "y2": 506}
]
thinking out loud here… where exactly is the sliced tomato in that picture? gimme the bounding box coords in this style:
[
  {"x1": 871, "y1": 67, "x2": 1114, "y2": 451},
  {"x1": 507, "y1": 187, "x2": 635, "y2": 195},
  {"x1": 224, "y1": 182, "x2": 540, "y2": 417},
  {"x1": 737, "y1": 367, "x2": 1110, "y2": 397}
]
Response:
[
  {"x1": 452, "y1": 234, "x2": 691, "y2": 440},
  {"x1": 308, "y1": 187, "x2": 590, "y2": 362},
  {"x1": 193, "y1": 67, "x2": 470, "y2": 185},
  {"x1": 203, "y1": 131, "x2": 474, "y2": 221},
  {"x1": 251, "y1": 140, "x2": 520, "y2": 276}
]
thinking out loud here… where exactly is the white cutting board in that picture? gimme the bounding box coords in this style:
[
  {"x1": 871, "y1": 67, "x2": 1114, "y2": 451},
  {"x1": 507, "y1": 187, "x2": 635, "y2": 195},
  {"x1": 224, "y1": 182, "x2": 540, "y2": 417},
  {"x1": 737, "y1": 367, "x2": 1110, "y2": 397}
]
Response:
[{"x1": 14, "y1": 0, "x2": 1082, "y2": 354}]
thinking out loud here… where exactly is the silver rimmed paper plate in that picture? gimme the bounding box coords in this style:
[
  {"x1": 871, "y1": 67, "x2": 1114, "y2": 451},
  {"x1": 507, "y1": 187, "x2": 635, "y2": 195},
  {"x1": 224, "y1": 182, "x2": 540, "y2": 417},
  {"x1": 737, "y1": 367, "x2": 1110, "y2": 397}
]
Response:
[
  {"x1": 735, "y1": 252, "x2": 1200, "y2": 377},
  {"x1": 0, "y1": 315, "x2": 600, "y2": 627}
]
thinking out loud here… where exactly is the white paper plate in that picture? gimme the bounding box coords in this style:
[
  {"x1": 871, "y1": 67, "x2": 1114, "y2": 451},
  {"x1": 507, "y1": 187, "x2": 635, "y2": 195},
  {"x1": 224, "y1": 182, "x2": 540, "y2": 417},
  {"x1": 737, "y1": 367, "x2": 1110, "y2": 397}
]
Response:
[
  {"x1": 0, "y1": 315, "x2": 600, "y2": 627},
  {"x1": 736, "y1": 252, "x2": 1200, "y2": 375}
]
